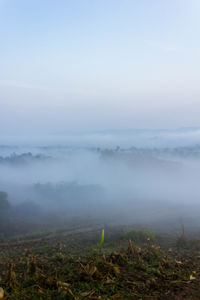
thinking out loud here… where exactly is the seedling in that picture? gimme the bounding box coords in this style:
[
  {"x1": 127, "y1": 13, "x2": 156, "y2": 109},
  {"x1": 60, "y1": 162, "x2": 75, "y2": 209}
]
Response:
[{"x1": 100, "y1": 229, "x2": 104, "y2": 246}]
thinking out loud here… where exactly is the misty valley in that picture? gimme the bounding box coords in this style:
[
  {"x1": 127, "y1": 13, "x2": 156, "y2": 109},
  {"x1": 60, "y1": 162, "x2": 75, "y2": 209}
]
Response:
[
  {"x1": 2, "y1": 0, "x2": 200, "y2": 298},
  {"x1": 2, "y1": 141, "x2": 200, "y2": 299},
  {"x1": 1, "y1": 143, "x2": 200, "y2": 236}
]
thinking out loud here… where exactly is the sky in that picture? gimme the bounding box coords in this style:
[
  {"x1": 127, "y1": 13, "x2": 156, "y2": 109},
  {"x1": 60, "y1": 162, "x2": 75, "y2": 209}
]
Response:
[{"x1": 0, "y1": 0, "x2": 200, "y2": 136}]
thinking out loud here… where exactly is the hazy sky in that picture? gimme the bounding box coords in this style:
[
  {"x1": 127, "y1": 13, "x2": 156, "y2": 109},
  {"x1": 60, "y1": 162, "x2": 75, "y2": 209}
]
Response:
[{"x1": 1, "y1": 0, "x2": 200, "y2": 135}]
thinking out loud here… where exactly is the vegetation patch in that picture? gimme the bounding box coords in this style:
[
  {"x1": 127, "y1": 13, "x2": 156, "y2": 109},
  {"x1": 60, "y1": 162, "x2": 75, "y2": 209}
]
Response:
[
  {"x1": 122, "y1": 228, "x2": 160, "y2": 243},
  {"x1": 0, "y1": 227, "x2": 200, "y2": 299}
]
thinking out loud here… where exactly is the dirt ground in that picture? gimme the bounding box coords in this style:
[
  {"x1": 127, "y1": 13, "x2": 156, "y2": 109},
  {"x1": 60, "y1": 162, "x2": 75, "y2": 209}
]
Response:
[{"x1": 0, "y1": 223, "x2": 200, "y2": 299}]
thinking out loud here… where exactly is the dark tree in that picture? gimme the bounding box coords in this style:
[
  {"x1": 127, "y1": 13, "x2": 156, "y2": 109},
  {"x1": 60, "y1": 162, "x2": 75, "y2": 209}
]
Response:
[{"x1": 0, "y1": 191, "x2": 10, "y2": 210}]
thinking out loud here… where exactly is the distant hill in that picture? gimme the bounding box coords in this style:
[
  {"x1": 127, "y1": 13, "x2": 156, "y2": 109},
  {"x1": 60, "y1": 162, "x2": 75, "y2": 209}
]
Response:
[{"x1": 1, "y1": 127, "x2": 200, "y2": 148}]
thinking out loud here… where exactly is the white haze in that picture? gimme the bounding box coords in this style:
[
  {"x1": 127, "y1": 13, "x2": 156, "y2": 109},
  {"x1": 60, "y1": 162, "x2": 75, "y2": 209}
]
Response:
[
  {"x1": 1, "y1": 129, "x2": 200, "y2": 228},
  {"x1": 1, "y1": 127, "x2": 200, "y2": 149}
]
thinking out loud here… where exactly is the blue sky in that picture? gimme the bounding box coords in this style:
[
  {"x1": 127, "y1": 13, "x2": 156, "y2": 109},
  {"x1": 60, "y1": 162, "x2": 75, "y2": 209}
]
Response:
[{"x1": 0, "y1": 0, "x2": 200, "y2": 135}]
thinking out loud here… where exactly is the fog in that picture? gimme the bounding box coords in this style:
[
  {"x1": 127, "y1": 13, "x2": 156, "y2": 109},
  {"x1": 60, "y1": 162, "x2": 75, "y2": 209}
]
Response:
[
  {"x1": 1, "y1": 129, "x2": 200, "y2": 231},
  {"x1": 2, "y1": 127, "x2": 200, "y2": 149}
]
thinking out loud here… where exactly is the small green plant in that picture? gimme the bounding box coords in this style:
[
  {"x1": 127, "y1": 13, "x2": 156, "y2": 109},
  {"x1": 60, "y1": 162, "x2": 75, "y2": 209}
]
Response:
[
  {"x1": 92, "y1": 229, "x2": 105, "y2": 254},
  {"x1": 100, "y1": 229, "x2": 104, "y2": 246}
]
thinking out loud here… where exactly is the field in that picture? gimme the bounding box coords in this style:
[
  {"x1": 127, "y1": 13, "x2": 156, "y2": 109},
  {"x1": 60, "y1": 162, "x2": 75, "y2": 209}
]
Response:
[
  {"x1": 1, "y1": 220, "x2": 200, "y2": 300},
  {"x1": 1, "y1": 148, "x2": 200, "y2": 299}
]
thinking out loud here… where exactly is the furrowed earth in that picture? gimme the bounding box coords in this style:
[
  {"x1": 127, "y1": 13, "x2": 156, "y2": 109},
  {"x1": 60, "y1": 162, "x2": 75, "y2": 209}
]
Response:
[{"x1": 0, "y1": 222, "x2": 200, "y2": 299}]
